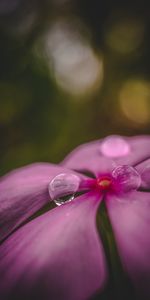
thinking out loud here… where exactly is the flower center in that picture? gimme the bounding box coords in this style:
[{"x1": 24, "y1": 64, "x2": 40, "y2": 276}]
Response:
[
  {"x1": 96, "y1": 177, "x2": 112, "y2": 191},
  {"x1": 48, "y1": 165, "x2": 141, "y2": 206},
  {"x1": 94, "y1": 165, "x2": 141, "y2": 194}
]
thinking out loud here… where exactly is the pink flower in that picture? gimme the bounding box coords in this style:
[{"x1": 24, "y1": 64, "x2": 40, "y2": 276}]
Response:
[{"x1": 0, "y1": 135, "x2": 150, "y2": 300}]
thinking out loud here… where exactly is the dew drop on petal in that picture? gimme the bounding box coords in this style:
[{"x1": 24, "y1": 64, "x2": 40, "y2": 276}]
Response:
[
  {"x1": 48, "y1": 173, "x2": 80, "y2": 206},
  {"x1": 112, "y1": 165, "x2": 141, "y2": 192},
  {"x1": 140, "y1": 164, "x2": 150, "y2": 188},
  {"x1": 100, "y1": 135, "x2": 130, "y2": 157}
]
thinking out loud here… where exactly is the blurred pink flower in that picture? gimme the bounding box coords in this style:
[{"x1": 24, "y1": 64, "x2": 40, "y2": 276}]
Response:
[{"x1": 0, "y1": 135, "x2": 150, "y2": 300}]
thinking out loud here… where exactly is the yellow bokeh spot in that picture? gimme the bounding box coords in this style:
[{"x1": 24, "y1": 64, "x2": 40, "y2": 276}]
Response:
[
  {"x1": 119, "y1": 79, "x2": 150, "y2": 125},
  {"x1": 105, "y1": 16, "x2": 145, "y2": 55}
]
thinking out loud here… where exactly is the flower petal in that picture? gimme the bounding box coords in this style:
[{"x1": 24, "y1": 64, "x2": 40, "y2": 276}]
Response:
[
  {"x1": 136, "y1": 159, "x2": 150, "y2": 190},
  {"x1": 61, "y1": 140, "x2": 117, "y2": 176},
  {"x1": 61, "y1": 136, "x2": 150, "y2": 173},
  {"x1": 106, "y1": 191, "x2": 150, "y2": 298},
  {"x1": 0, "y1": 193, "x2": 107, "y2": 300},
  {"x1": 0, "y1": 163, "x2": 82, "y2": 242},
  {"x1": 115, "y1": 136, "x2": 150, "y2": 166}
]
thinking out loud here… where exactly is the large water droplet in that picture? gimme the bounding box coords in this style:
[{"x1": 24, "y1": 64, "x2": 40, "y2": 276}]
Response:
[
  {"x1": 112, "y1": 165, "x2": 141, "y2": 192},
  {"x1": 100, "y1": 135, "x2": 130, "y2": 157},
  {"x1": 48, "y1": 173, "x2": 80, "y2": 206}
]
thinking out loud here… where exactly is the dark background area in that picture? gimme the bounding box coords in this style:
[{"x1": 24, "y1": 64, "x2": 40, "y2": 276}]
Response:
[{"x1": 0, "y1": 0, "x2": 150, "y2": 175}]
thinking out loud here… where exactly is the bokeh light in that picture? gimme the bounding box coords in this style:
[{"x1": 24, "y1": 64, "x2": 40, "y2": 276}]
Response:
[
  {"x1": 0, "y1": 0, "x2": 150, "y2": 175},
  {"x1": 44, "y1": 19, "x2": 103, "y2": 97},
  {"x1": 119, "y1": 79, "x2": 150, "y2": 126},
  {"x1": 105, "y1": 15, "x2": 145, "y2": 55}
]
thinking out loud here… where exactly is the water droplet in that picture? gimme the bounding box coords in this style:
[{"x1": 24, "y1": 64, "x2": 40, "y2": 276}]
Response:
[
  {"x1": 140, "y1": 164, "x2": 150, "y2": 188},
  {"x1": 48, "y1": 173, "x2": 80, "y2": 206},
  {"x1": 112, "y1": 165, "x2": 141, "y2": 192},
  {"x1": 100, "y1": 136, "x2": 130, "y2": 157}
]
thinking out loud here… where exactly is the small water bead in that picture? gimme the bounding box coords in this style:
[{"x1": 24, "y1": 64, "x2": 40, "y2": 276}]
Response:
[
  {"x1": 100, "y1": 135, "x2": 130, "y2": 157},
  {"x1": 112, "y1": 165, "x2": 141, "y2": 192},
  {"x1": 48, "y1": 173, "x2": 80, "y2": 206}
]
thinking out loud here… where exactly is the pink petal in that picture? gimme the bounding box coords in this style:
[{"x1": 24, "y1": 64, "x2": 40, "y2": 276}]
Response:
[
  {"x1": 106, "y1": 191, "x2": 150, "y2": 297},
  {"x1": 0, "y1": 163, "x2": 82, "y2": 242},
  {"x1": 136, "y1": 159, "x2": 150, "y2": 189},
  {"x1": 61, "y1": 140, "x2": 117, "y2": 176},
  {"x1": 0, "y1": 193, "x2": 107, "y2": 300},
  {"x1": 61, "y1": 136, "x2": 150, "y2": 174},
  {"x1": 115, "y1": 136, "x2": 150, "y2": 166}
]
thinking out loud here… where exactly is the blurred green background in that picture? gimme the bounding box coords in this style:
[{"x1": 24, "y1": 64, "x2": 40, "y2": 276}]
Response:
[{"x1": 0, "y1": 0, "x2": 150, "y2": 175}]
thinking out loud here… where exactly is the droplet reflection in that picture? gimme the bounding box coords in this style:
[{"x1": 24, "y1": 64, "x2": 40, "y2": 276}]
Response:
[{"x1": 48, "y1": 173, "x2": 80, "y2": 206}]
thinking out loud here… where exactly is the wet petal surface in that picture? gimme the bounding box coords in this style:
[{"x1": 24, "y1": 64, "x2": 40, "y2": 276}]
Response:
[
  {"x1": 0, "y1": 193, "x2": 107, "y2": 300},
  {"x1": 0, "y1": 163, "x2": 82, "y2": 242},
  {"x1": 61, "y1": 136, "x2": 150, "y2": 173},
  {"x1": 106, "y1": 191, "x2": 150, "y2": 298},
  {"x1": 136, "y1": 159, "x2": 150, "y2": 190}
]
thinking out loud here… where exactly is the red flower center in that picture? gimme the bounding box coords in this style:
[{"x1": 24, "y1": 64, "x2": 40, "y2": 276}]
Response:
[{"x1": 96, "y1": 177, "x2": 112, "y2": 191}]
